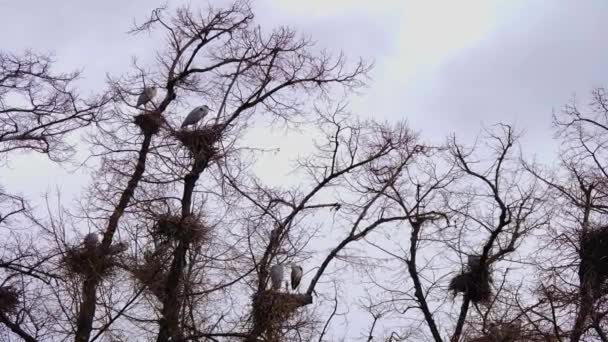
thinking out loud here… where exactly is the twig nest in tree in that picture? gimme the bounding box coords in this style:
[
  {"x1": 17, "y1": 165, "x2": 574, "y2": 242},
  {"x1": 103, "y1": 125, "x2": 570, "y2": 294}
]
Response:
[
  {"x1": 134, "y1": 112, "x2": 163, "y2": 135},
  {"x1": 0, "y1": 286, "x2": 20, "y2": 314},
  {"x1": 174, "y1": 124, "x2": 223, "y2": 161},
  {"x1": 251, "y1": 290, "x2": 312, "y2": 342},
  {"x1": 448, "y1": 255, "x2": 492, "y2": 303},
  {"x1": 63, "y1": 245, "x2": 118, "y2": 278},
  {"x1": 580, "y1": 226, "x2": 608, "y2": 296},
  {"x1": 152, "y1": 214, "x2": 209, "y2": 245},
  {"x1": 130, "y1": 250, "x2": 170, "y2": 300}
]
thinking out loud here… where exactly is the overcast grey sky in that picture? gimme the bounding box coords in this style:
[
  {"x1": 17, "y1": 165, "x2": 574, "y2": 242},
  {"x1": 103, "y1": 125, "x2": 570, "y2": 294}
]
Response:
[
  {"x1": 2, "y1": 0, "x2": 607, "y2": 202},
  {"x1": 2, "y1": 0, "x2": 607, "y2": 198}
]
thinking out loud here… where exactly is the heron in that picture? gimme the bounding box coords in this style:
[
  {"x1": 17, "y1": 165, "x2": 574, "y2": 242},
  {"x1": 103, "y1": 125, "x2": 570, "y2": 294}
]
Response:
[
  {"x1": 181, "y1": 105, "x2": 212, "y2": 128},
  {"x1": 136, "y1": 86, "x2": 157, "y2": 108},
  {"x1": 269, "y1": 264, "x2": 284, "y2": 290},
  {"x1": 83, "y1": 233, "x2": 98, "y2": 249},
  {"x1": 467, "y1": 255, "x2": 481, "y2": 269},
  {"x1": 290, "y1": 264, "x2": 303, "y2": 290}
]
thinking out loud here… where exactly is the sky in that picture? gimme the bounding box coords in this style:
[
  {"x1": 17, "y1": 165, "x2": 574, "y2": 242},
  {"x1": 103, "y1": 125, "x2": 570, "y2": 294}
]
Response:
[
  {"x1": 2, "y1": 0, "x2": 607, "y2": 204},
  {"x1": 1, "y1": 0, "x2": 607, "y2": 339}
]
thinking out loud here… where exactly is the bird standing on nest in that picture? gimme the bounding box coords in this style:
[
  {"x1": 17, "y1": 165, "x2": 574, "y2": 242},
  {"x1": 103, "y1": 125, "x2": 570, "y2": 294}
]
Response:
[
  {"x1": 290, "y1": 264, "x2": 303, "y2": 291},
  {"x1": 269, "y1": 264, "x2": 284, "y2": 290},
  {"x1": 83, "y1": 233, "x2": 99, "y2": 249},
  {"x1": 181, "y1": 105, "x2": 212, "y2": 129},
  {"x1": 136, "y1": 86, "x2": 157, "y2": 108}
]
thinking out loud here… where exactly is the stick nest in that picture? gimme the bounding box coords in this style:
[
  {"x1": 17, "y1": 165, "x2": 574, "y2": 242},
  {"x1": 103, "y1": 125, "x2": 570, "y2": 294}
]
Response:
[
  {"x1": 63, "y1": 241, "x2": 127, "y2": 278},
  {"x1": 449, "y1": 256, "x2": 493, "y2": 303},
  {"x1": 130, "y1": 250, "x2": 170, "y2": 300},
  {"x1": 134, "y1": 112, "x2": 163, "y2": 135},
  {"x1": 175, "y1": 124, "x2": 223, "y2": 161},
  {"x1": 252, "y1": 290, "x2": 307, "y2": 342},
  {"x1": 0, "y1": 286, "x2": 20, "y2": 314},
  {"x1": 580, "y1": 226, "x2": 608, "y2": 295},
  {"x1": 152, "y1": 214, "x2": 209, "y2": 245}
]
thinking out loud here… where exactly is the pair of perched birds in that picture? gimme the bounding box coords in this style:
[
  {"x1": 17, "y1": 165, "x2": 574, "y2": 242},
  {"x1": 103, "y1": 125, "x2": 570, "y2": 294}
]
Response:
[
  {"x1": 135, "y1": 86, "x2": 212, "y2": 129},
  {"x1": 269, "y1": 263, "x2": 303, "y2": 291}
]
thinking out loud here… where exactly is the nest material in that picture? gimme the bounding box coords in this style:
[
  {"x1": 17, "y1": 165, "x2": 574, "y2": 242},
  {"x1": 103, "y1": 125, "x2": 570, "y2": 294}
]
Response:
[
  {"x1": 130, "y1": 251, "x2": 169, "y2": 300},
  {"x1": 0, "y1": 286, "x2": 19, "y2": 314},
  {"x1": 152, "y1": 214, "x2": 208, "y2": 245},
  {"x1": 175, "y1": 124, "x2": 223, "y2": 160},
  {"x1": 134, "y1": 112, "x2": 163, "y2": 135},
  {"x1": 63, "y1": 241, "x2": 127, "y2": 278},
  {"x1": 63, "y1": 246, "x2": 115, "y2": 278},
  {"x1": 579, "y1": 226, "x2": 608, "y2": 295},
  {"x1": 449, "y1": 256, "x2": 493, "y2": 303},
  {"x1": 252, "y1": 290, "x2": 306, "y2": 342}
]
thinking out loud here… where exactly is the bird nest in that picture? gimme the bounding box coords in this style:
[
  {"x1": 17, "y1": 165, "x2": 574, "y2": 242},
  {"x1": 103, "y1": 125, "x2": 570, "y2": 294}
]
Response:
[
  {"x1": 252, "y1": 290, "x2": 310, "y2": 342},
  {"x1": 134, "y1": 112, "x2": 163, "y2": 135},
  {"x1": 63, "y1": 241, "x2": 127, "y2": 278},
  {"x1": 174, "y1": 124, "x2": 223, "y2": 161},
  {"x1": 152, "y1": 214, "x2": 209, "y2": 245},
  {"x1": 130, "y1": 252, "x2": 170, "y2": 300},
  {"x1": 63, "y1": 246, "x2": 116, "y2": 278},
  {"x1": 0, "y1": 286, "x2": 20, "y2": 314},
  {"x1": 449, "y1": 256, "x2": 493, "y2": 303},
  {"x1": 579, "y1": 226, "x2": 608, "y2": 295}
]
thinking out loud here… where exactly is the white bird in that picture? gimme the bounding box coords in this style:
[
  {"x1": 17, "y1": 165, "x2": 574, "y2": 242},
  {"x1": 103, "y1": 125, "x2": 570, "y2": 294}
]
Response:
[
  {"x1": 269, "y1": 264, "x2": 284, "y2": 290},
  {"x1": 83, "y1": 233, "x2": 99, "y2": 248},
  {"x1": 290, "y1": 264, "x2": 303, "y2": 290},
  {"x1": 136, "y1": 86, "x2": 157, "y2": 108},
  {"x1": 181, "y1": 105, "x2": 212, "y2": 128}
]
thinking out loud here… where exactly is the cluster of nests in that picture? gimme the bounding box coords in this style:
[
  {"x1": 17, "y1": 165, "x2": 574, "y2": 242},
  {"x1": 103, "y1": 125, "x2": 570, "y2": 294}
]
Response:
[
  {"x1": 251, "y1": 290, "x2": 310, "y2": 342},
  {"x1": 174, "y1": 124, "x2": 223, "y2": 162},
  {"x1": 63, "y1": 237, "x2": 129, "y2": 278},
  {"x1": 449, "y1": 255, "x2": 493, "y2": 304},
  {"x1": 579, "y1": 226, "x2": 608, "y2": 297},
  {"x1": 0, "y1": 286, "x2": 20, "y2": 314},
  {"x1": 134, "y1": 111, "x2": 224, "y2": 164}
]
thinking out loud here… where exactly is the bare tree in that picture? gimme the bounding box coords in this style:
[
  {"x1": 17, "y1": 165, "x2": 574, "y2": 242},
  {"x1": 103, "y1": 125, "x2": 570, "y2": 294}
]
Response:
[{"x1": 524, "y1": 88, "x2": 608, "y2": 342}]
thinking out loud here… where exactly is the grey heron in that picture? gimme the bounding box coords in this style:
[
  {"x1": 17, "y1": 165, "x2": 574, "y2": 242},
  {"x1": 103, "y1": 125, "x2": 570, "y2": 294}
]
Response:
[
  {"x1": 269, "y1": 264, "x2": 284, "y2": 290},
  {"x1": 467, "y1": 255, "x2": 481, "y2": 269},
  {"x1": 181, "y1": 105, "x2": 212, "y2": 128},
  {"x1": 290, "y1": 264, "x2": 303, "y2": 290},
  {"x1": 83, "y1": 233, "x2": 98, "y2": 248},
  {"x1": 136, "y1": 86, "x2": 157, "y2": 108}
]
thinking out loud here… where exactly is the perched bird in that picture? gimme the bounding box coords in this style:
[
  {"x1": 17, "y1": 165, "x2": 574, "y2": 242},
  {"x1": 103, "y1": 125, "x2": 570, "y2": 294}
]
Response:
[
  {"x1": 467, "y1": 255, "x2": 481, "y2": 269},
  {"x1": 290, "y1": 264, "x2": 303, "y2": 290},
  {"x1": 269, "y1": 264, "x2": 284, "y2": 290},
  {"x1": 136, "y1": 86, "x2": 157, "y2": 108},
  {"x1": 181, "y1": 105, "x2": 212, "y2": 128},
  {"x1": 83, "y1": 233, "x2": 99, "y2": 248}
]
